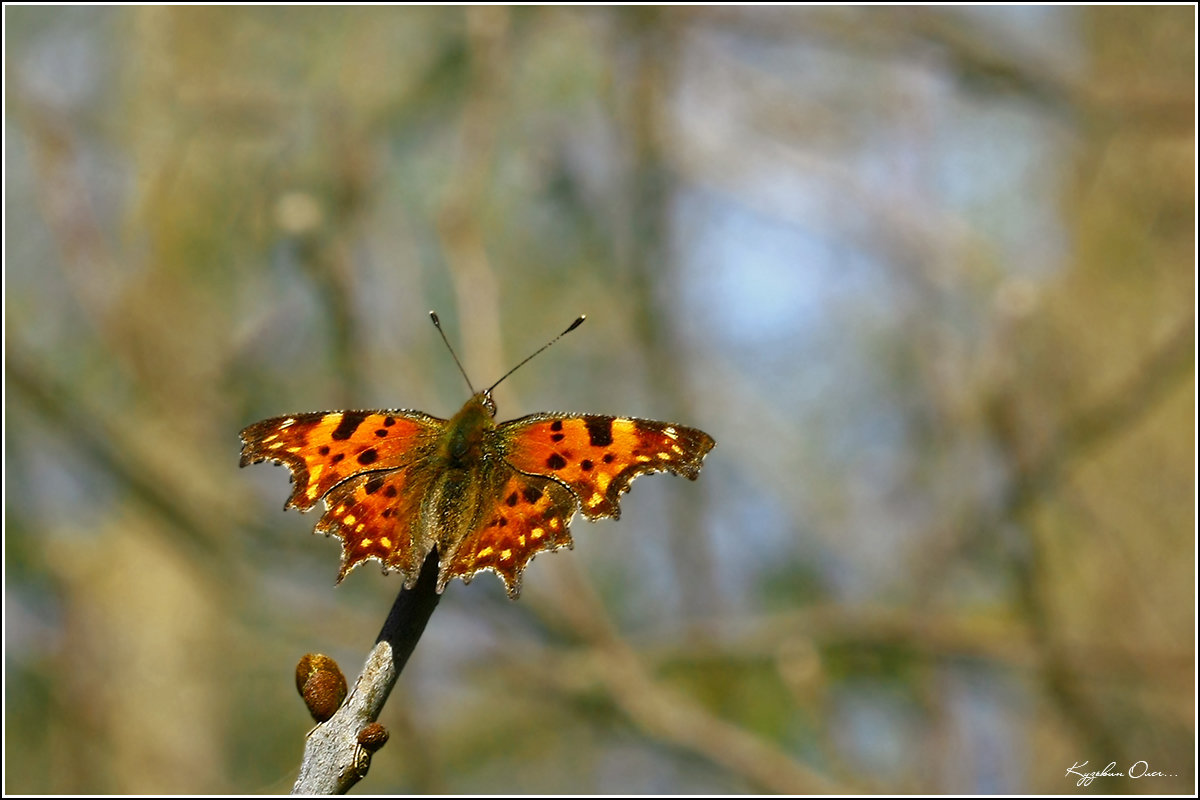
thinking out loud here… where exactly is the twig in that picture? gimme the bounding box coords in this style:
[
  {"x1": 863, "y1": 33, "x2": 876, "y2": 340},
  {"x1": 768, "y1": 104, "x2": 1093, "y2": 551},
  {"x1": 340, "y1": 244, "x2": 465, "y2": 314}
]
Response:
[{"x1": 292, "y1": 550, "x2": 442, "y2": 794}]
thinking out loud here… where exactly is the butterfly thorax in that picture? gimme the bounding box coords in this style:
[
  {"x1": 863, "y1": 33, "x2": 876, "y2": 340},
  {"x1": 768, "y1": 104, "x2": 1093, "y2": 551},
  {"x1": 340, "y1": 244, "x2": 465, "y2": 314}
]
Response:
[{"x1": 440, "y1": 391, "x2": 498, "y2": 469}]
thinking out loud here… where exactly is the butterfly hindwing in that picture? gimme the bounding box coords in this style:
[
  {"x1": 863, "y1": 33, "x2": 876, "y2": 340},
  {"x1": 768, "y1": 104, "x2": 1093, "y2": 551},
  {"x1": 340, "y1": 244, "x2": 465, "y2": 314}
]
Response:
[
  {"x1": 439, "y1": 470, "x2": 578, "y2": 598},
  {"x1": 499, "y1": 414, "x2": 716, "y2": 520},
  {"x1": 316, "y1": 466, "x2": 434, "y2": 582}
]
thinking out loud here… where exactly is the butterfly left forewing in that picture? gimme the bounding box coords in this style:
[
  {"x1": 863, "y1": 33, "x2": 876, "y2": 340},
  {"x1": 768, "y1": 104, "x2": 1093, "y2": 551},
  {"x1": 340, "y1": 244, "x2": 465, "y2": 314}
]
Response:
[
  {"x1": 499, "y1": 414, "x2": 715, "y2": 520},
  {"x1": 239, "y1": 410, "x2": 443, "y2": 510}
]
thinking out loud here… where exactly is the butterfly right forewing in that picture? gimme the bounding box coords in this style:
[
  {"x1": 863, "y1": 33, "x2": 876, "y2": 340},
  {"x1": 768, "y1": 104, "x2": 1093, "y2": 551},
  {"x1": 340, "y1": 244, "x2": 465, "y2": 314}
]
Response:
[{"x1": 498, "y1": 413, "x2": 715, "y2": 520}]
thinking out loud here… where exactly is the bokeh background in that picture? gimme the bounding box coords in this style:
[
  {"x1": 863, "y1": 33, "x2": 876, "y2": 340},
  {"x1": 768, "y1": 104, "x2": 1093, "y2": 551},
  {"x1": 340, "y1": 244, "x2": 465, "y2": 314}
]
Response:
[{"x1": 4, "y1": 6, "x2": 1194, "y2": 794}]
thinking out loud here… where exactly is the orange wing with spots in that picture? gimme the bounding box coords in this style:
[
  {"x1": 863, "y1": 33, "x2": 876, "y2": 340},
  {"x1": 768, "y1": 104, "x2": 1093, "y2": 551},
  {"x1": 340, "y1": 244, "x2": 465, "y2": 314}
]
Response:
[
  {"x1": 315, "y1": 466, "x2": 435, "y2": 583},
  {"x1": 240, "y1": 409, "x2": 445, "y2": 582},
  {"x1": 439, "y1": 472, "x2": 578, "y2": 598},
  {"x1": 499, "y1": 414, "x2": 715, "y2": 520},
  {"x1": 239, "y1": 410, "x2": 442, "y2": 511}
]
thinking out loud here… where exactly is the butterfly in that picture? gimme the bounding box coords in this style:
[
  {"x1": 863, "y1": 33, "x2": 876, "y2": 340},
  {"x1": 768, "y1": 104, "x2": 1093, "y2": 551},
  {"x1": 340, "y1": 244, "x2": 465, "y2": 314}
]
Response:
[{"x1": 239, "y1": 313, "x2": 715, "y2": 599}]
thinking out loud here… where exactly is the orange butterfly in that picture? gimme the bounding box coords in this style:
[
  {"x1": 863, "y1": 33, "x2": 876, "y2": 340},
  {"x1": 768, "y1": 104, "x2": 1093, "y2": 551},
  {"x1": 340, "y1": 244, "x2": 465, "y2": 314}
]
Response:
[{"x1": 239, "y1": 314, "x2": 715, "y2": 598}]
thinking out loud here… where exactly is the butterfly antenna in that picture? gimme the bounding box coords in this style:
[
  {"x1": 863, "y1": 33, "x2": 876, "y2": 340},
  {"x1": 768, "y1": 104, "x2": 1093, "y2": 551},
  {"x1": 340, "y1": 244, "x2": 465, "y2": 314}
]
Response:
[
  {"x1": 487, "y1": 314, "x2": 586, "y2": 393},
  {"x1": 429, "y1": 311, "x2": 477, "y2": 395}
]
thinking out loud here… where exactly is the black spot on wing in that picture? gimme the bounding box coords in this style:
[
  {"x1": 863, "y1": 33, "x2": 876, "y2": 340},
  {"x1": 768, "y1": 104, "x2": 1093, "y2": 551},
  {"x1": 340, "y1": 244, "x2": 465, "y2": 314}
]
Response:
[
  {"x1": 331, "y1": 411, "x2": 369, "y2": 441},
  {"x1": 585, "y1": 418, "x2": 614, "y2": 448}
]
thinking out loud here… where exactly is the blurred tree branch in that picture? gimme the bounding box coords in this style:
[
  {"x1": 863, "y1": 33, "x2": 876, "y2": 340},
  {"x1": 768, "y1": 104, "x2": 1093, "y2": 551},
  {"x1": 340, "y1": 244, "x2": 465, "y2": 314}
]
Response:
[
  {"x1": 1049, "y1": 318, "x2": 1193, "y2": 472},
  {"x1": 614, "y1": 8, "x2": 721, "y2": 620},
  {"x1": 908, "y1": 314, "x2": 1196, "y2": 764},
  {"x1": 534, "y1": 560, "x2": 849, "y2": 794},
  {"x1": 661, "y1": 605, "x2": 1192, "y2": 688},
  {"x1": 1000, "y1": 322, "x2": 1193, "y2": 769},
  {"x1": 6, "y1": 346, "x2": 225, "y2": 564},
  {"x1": 435, "y1": 6, "x2": 510, "y2": 379}
]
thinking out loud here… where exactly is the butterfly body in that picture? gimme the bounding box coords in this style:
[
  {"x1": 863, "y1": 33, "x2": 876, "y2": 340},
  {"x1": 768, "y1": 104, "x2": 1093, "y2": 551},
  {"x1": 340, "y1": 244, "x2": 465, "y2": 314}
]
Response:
[{"x1": 240, "y1": 389, "x2": 714, "y2": 598}]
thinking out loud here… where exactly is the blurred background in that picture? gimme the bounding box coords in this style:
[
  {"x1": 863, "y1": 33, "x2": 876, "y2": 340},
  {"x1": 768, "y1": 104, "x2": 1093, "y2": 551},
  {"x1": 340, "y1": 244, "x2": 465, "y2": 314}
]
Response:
[{"x1": 4, "y1": 6, "x2": 1194, "y2": 794}]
